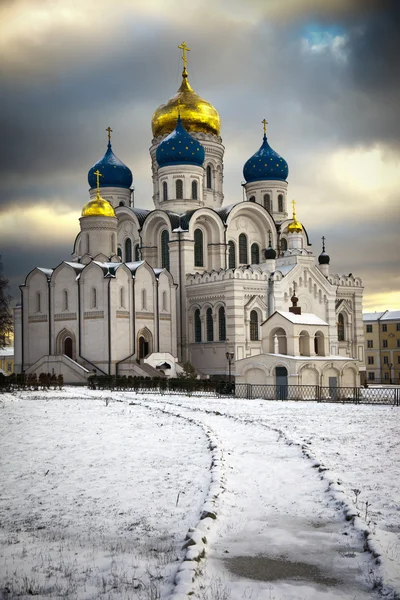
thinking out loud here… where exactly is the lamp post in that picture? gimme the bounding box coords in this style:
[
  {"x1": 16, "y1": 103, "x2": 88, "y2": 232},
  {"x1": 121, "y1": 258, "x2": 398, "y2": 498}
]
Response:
[
  {"x1": 226, "y1": 351, "x2": 234, "y2": 384},
  {"x1": 389, "y1": 363, "x2": 393, "y2": 385}
]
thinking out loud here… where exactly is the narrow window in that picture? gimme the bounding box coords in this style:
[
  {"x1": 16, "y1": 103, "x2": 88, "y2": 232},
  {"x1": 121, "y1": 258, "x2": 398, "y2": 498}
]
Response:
[
  {"x1": 383, "y1": 355, "x2": 389, "y2": 363},
  {"x1": 192, "y1": 180, "x2": 198, "y2": 200},
  {"x1": 194, "y1": 229, "x2": 204, "y2": 267},
  {"x1": 206, "y1": 165, "x2": 212, "y2": 189},
  {"x1": 111, "y1": 233, "x2": 115, "y2": 254},
  {"x1": 163, "y1": 181, "x2": 168, "y2": 201},
  {"x1": 161, "y1": 230, "x2": 170, "y2": 270},
  {"x1": 206, "y1": 307, "x2": 214, "y2": 341},
  {"x1": 278, "y1": 194, "x2": 283, "y2": 212},
  {"x1": 250, "y1": 310, "x2": 258, "y2": 341},
  {"x1": 120, "y1": 287, "x2": 125, "y2": 308},
  {"x1": 281, "y1": 238, "x2": 287, "y2": 252},
  {"x1": 117, "y1": 247, "x2": 122, "y2": 259},
  {"x1": 218, "y1": 306, "x2": 226, "y2": 341},
  {"x1": 91, "y1": 287, "x2": 97, "y2": 309},
  {"x1": 162, "y1": 291, "x2": 167, "y2": 312},
  {"x1": 368, "y1": 356, "x2": 374, "y2": 364},
  {"x1": 366, "y1": 324, "x2": 372, "y2": 333},
  {"x1": 125, "y1": 238, "x2": 132, "y2": 262},
  {"x1": 194, "y1": 309, "x2": 201, "y2": 342},
  {"x1": 264, "y1": 194, "x2": 271, "y2": 211},
  {"x1": 367, "y1": 340, "x2": 373, "y2": 348},
  {"x1": 249, "y1": 196, "x2": 256, "y2": 203},
  {"x1": 63, "y1": 290, "x2": 68, "y2": 311},
  {"x1": 87, "y1": 233, "x2": 90, "y2": 254},
  {"x1": 382, "y1": 324, "x2": 387, "y2": 332},
  {"x1": 134, "y1": 244, "x2": 140, "y2": 261},
  {"x1": 251, "y1": 243, "x2": 260, "y2": 264},
  {"x1": 368, "y1": 372, "x2": 375, "y2": 381},
  {"x1": 338, "y1": 313, "x2": 345, "y2": 341},
  {"x1": 36, "y1": 292, "x2": 41, "y2": 313},
  {"x1": 142, "y1": 288, "x2": 147, "y2": 310},
  {"x1": 176, "y1": 179, "x2": 183, "y2": 199},
  {"x1": 239, "y1": 233, "x2": 248, "y2": 264},
  {"x1": 228, "y1": 241, "x2": 236, "y2": 269},
  {"x1": 383, "y1": 339, "x2": 388, "y2": 348}
]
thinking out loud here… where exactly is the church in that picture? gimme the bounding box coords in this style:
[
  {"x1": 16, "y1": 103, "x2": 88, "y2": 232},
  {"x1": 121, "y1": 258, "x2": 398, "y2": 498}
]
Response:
[{"x1": 14, "y1": 43, "x2": 366, "y2": 387}]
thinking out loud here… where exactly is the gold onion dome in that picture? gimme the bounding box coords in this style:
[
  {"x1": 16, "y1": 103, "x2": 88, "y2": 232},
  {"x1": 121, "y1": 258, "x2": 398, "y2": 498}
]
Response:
[
  {"x1": 152, "y1": 42, "x2": 220, "y2": 138},
  {"x1": 287, "y1": 200, "x2": 303, "y2": 233},
  {"x1": 82, "y1": 169, "x2": 116, "y2": 217}
]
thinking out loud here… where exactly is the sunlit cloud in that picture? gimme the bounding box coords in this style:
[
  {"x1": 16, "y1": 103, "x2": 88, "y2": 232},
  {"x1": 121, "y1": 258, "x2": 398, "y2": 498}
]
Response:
[{"x1": 1, "y1": 205, "x2": 78, "y2": 247}]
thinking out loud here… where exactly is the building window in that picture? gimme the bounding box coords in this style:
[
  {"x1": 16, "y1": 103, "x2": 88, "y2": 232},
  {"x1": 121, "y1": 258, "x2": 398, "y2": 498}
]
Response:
[
  {"x1": 161, "y1": 230, "x2": 170, "y2": 270},
  {"x1": 397, "y1": 323, "x2": 400, "y2": 331},
  {"x1": 117, "y1": 247, "x2": 122, "y2": 259},
  {"x1": 382, "y1": 324, "x2": 387, "y2": 332},
  {"x1": 398, "y1": 356, "x2": 400, "y2": 364},
  {"x1": 111, "y1": 233, "x2": 115, "y2": 254},
  {"x1": 264, "y1": 194, "x2": 271, "y2": 211},
  {"x1": 239, "y1": 233, "x2": 248, "y2": 264},
  {"x1": 176, "y1": 179, "x2": 183, "y2": 199},
  {"x1": 125, "y1": 238, "x2": 132, "y2": 262},
  {"x1": 206, "y1": 307, "x2": 213, "y2": 342},
  {"x1": 206, "y1": 165, "x2": 212, "y2": 189},
  {"x1": 141, "y1": 289, "x2": 147, "y2": 310},
  {"x1": 383, "y1": 339, "x2": 388, "y2": 348},
  {"x1": 36, "y1": 292, "x2": 41, "y2": 313},
  {"x1": 368, "y1": 356, "x2": 374, "y2": 365},
  {"x1": 250, "y1": 310, "x2": 258, "y2": 341},
  {"x1": 251, "y1": 243, "x2": 260, "y2": 264},
  {"x1": 397, "y1": 339, "x2": 400, "y2": 348},
  {"x1": 194, "y1": 229, "x2": 204, "y2": 267},
  {"x1": 228, "y1": 241, "x2": 236, "y2": 269},
  {"x1": 192, "y1": 180, "x2": 198, "y2": 200},
  {"x1": 194, "y1": 309, "x2": 201, "y2": 342},
  {"x1": 163, "y1": 181, "x2": 168, "y2": 201},
  {"x1": 162, "y1": 291, "x2": 167, "y2": 312},
  {"x1": 63, "y1": 290, "x2": 68, "y2": 311},
  {"x1": 366, "y1": 324, "x2": 373, "y2": 333},
  {"x1": 7, "y1": 363, "x2": 12, "y2": 372},
  {"x1": 367, "y1": 340, "x2": 373, "y2": 348},
  {"x1": 368, "y1": 372, "x2": 375, "y2": 381},
  {"x1": 280, "y1": 238, "x2": 287, "y2": 252},
  {"x1": 218, "y1": 306, "x2": 226, "y2": 341},
  {"x1": 120, "y1": 287, "x2": 125, "y2": 308},
  {"x1": 134, "y1": 243, "x2": 140, "y2": 261},
  {"x1": 91, "y1": 287, "x2": 97, "y2": 309},
  {"x1": 383, "y1": 355, "x2": 389, "y2": 364},
  {"x1": 278, "y1": 194, "x2": 283, "y2": 212},
  {"x1": 249, "y1": 196, "x2": 256, "y2": 202},
  {"x1": 337, "y1": 313, "x2": 345, "y2": 341}
]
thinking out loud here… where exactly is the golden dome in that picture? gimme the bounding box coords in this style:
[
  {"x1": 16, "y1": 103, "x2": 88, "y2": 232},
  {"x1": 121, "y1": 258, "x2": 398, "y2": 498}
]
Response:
[
  {"x1": 287, "y1": 199, "x2": 303, "y2": 233},
  {"x1": 152, "y1": 71, "x2": 220, "y2": 138},
  {"x1": 81, "y1": 193, "x2": 116, "y2": 218}
]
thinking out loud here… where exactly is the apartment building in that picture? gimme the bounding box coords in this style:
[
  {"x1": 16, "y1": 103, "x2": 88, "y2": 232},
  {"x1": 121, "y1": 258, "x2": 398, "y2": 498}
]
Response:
[{"x1": 363, "y1": 311, "x2": 400, "y2": 383}]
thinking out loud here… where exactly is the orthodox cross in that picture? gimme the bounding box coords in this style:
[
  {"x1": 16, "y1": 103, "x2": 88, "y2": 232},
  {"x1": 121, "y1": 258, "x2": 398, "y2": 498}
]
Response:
[
  {"x1": 106, "y1": 126, "x2": 113, "y2": 143},
  {"x1": 262, "y1": 118, "x2": 268, "y2": 135},
  {"x1": 178, "y1": 41, "x2": 191, "y2": 70},
  {"x1": 291, "y1": 199, "x2": 297, "y2": 220},
  {"x1": 322, "y1": 235, "x2": 326, "y2": 252},
  {"x1": 93, "y1": 169, "x2": 103, "y2": 193}
]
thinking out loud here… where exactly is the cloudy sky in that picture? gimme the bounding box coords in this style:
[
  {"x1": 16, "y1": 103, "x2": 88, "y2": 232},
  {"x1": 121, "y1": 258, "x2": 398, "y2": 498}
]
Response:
[{"x1": 1, "y1": 0, "x2": 399, "y2": 311}]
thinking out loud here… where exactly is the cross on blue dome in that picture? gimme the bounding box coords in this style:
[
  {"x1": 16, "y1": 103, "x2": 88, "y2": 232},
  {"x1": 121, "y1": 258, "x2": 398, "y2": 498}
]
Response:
[
  {"x1": 88, "y1": 141, "x2": 133, "y2": 189},
  {"x1": 243, "y1": 133, "x2": 289, "y2": 183},
  {"x1": 156, "y1": 115, "x2": 205, "y2": 168}
]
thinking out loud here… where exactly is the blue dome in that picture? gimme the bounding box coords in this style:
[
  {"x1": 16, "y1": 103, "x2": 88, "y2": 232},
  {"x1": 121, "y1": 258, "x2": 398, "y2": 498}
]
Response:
[
  {"x1": 243, "y1": 134, "x2": 288, "y2": 183},
  {"x1": 88, "y1": 142, "x2": 133, "y2": 189},
  {"x1": 156, "y1": 116, "x2": 205, "y2": 168}
]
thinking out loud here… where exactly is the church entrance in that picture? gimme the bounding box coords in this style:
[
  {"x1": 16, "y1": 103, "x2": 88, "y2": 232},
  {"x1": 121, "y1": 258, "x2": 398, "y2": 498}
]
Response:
[
  {"x1": 64, "y1": 337, "x2": 73, "y2": 359},
  {"x1": 275, "y1": 366, "x2": 288, "y2": 400},
  {"x1": 138, "y1": 336, "x2": 149, "y2": 359}
]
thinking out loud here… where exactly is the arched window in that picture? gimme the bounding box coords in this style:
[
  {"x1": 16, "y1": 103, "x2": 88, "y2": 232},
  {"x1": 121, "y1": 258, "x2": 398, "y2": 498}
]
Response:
[
  {"x1": 239, "y1": 233, "x2": 248, "y2": 264},
  {"x1": 251, "y1": 243, "x2": 260, "y2": 264},
  {"x1": 218, "y1": 306, "x2": 226, "y2": 341},
  {"x1": 63, "y1": 290, "x2": 68, "y2": 311},
  {"x1": 264, "y1": 194, "x2": 271, "y2": 211},
  {"x1": 142, "y1": 288, "x2": 147, "y2": 310},
  {"x1": 125, "y1": 238, "x2": 132, "y2": 262},
  {"x1": 36, "y1": 292, "x2": 41, "y2": 313},
  {"x1": 338, "y1": 313, "x2": 345, "y2": 341},
  {"x1": 120, "y1": 287, "x2": 125, "y2": 308},
  {"x1": 64, "y1": 337, "x2": 73, "y2": 359},
  {"x1": 111, "y1": 233, "x2": 115, "y2": 254},
  {"x1": 162, "y1": 291, "x2": 167, "y2": 312},
  {"x1": 194, "y1": 229, "x2": 204, "y2": 267},
  {"x1": 206, "y1": 307, "x2": 214, "y2": 342},
  {"x1": 161, "y1": 230, "x2": 170, "y2": 270},
  {"x1": 194, "y1": 309, "x2": 201, "y2": 342},
  {"x1": 163, "y1": 181, "x2": 168, "y2": 201},
  {"x1": 249, "y1": 196, "x2": 256, "y2": 203},
  {"x1": 192, "y1": 180, "x2": 198, "y2": 200},
  {"x1": 278, "y1": 194, "x2": 284, "y2": 212},
  {"x1": 250, "y1": 310, "x2": 259, "y2": 341},
  {"x1": 91, "y1": 287, "x2": 97, "y2": 309},
  {"x1": 117, "y1": 247, "x2": 122, "y2": 259},
  {"x1": 228, "y1": 241, "x2": 236, "y2": 269},
  {"x1": 281, "y1": 238, "x2": 287, "y2": 252},
  {"x1": 176, "y1": 179, "x2": 183, "y2": 199},
  {"x1": 134, "y1": 243, "x2": 140, "y2": 261},
  {"x1": 206, "y1": 165, "x2": 212, "y2": 189},
  {"x1": 86, "y1": 233, "x2": 90, "y2": 254}
]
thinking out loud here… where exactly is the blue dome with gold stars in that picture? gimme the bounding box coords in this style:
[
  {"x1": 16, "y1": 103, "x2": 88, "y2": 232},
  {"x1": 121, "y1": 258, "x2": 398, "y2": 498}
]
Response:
[
  {"x1": 88, "y1": 142, "x2": 133, "y2": 189},
  {"x1": 243, "y1": 134, "x2": 288, "y2": 183},
  {"x1": 156, "y1": 115, "x2": 205, "y2": 168}
]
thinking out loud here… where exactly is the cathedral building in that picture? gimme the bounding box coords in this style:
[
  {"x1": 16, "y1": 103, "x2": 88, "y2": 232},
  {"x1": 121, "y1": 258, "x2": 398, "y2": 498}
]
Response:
[{"x1": 14, "y1": 44, "x2": 366, "y2": 386}]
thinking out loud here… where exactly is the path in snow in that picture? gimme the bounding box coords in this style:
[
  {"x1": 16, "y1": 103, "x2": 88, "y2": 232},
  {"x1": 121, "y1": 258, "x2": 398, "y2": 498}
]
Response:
[{"x1": 138, "y1": 397, "x2": 380, "y2": 600}]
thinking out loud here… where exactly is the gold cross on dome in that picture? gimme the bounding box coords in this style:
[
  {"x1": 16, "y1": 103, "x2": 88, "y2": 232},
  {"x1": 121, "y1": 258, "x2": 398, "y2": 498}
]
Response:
[
  {"x1": 93, "y1": 169, "x2": 103, "y2": 193},
  {"x1": 178, "y1": 41, "x2": 191, "y2": 70},
  {"x1": 106, "y1": 126, "x2": 113, "y2": 143},
  {"x1": 292, "y1": 199, "x2": 297, "y2": 220},
  {"x1": 262, "y1": 119, "x2": 268, "y2": 135}
]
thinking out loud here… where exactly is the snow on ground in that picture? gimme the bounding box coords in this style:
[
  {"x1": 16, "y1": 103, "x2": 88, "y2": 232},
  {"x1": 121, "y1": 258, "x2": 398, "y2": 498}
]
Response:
[{"x1": 1, "y1": 388, "x2": 399, "y2": 599}]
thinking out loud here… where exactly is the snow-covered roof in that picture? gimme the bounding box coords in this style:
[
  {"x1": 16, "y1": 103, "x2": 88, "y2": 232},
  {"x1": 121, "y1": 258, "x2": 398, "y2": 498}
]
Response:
[
  {"x1": 277, "y1": 311, "x2": 328, "y2": 326},
  {"x1": 0, "y1": 347, "x2": 14, "y2": 357},
  {"x1": 363, "y1": 310, "x2": 400, "y2": 322},
  {"x1": 275, "y1": 264, "x2": 296, "y2": 276}
]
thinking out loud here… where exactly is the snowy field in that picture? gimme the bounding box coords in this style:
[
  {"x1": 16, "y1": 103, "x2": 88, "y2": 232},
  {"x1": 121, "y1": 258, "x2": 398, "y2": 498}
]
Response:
[{"x1": 0, "y1": 388, "x2": 399, "y2": 600}]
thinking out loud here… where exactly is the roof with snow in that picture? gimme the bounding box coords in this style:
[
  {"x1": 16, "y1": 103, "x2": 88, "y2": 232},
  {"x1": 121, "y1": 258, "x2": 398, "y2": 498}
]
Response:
[
  {"x1": 276, "y1": 311, "x2": 328, "y2": 326},
  {"x1": 363, "y1": 310, "x2": 400, "y2": 322}
]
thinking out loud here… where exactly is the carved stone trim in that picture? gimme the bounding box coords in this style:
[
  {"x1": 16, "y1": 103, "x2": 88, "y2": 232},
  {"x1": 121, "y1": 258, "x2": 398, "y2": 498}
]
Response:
[
  {"x1": 54, "y1": 313, "x2": 77, "y2": 321},
  {"x1": 28, "y1": 315, "x2": 48, "y2": 323},
  {"x1": 84, "y1": 311, "x2": 104, "y2": 319}
]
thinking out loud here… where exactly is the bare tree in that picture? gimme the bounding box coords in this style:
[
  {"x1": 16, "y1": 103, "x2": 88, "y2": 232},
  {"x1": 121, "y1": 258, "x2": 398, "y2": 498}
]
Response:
[{"x1": 0, "y1": 257, "x2": 13, "y2": 348}]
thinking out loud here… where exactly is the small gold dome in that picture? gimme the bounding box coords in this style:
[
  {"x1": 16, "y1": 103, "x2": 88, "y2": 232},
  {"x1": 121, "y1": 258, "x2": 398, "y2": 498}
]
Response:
[
  {"x1": 152, "y1": 73, "x2": 220, "y2": 138},
  {"x1": 288, "y1": 219, "x2": 303, "y2": 233},
  {"x1": 81, "y1": 194, "x2": 116, "y2": 218}
]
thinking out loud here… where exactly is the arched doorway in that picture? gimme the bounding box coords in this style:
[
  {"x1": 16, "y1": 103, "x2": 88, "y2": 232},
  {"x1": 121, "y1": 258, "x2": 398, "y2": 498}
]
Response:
[
  {"x1": 275, "y1": 366, "x2": 288, "y2": 400},
  {"x1": 64, "y1": 337, "x2": 73, "y2": 359},
  {"x1": 138, "y1": 336, "x2": 149, "y2": 359}
]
